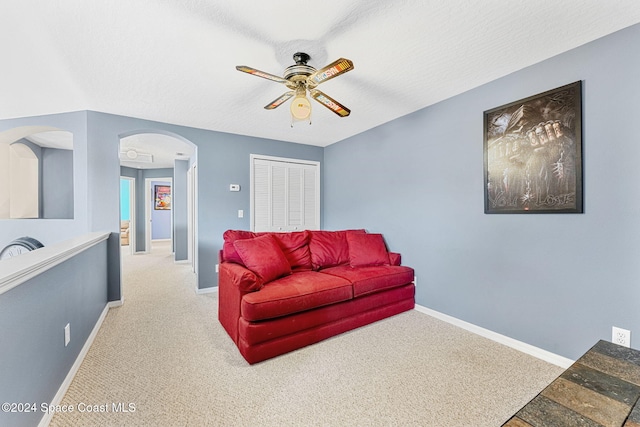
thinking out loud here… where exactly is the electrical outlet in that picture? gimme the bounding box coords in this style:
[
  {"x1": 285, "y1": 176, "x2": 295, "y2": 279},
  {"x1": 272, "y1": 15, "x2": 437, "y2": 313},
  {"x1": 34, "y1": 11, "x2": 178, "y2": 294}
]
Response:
[
  {"x1": 612, "y1": 326, "x2": 631, "y2": 348},
  {"x1": 64, "y1": 323, "x2": 71, "y2": 347}
]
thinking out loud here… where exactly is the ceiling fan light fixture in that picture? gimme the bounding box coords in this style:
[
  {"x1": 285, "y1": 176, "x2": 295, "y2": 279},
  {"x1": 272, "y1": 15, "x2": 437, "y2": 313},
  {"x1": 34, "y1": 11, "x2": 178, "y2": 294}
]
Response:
[
  {"x1": 290, "y1": 93, "x2": 312, "y2": 121},
  {"x1": 236, "y1": 52, "x2": 353, "y2": 125}
]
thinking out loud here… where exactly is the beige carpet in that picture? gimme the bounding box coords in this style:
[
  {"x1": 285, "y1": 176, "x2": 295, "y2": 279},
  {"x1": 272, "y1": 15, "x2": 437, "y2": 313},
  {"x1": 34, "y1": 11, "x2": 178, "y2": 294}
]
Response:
[{"x1": 49, "y1": 241, "x2": 563, "y2": 426}]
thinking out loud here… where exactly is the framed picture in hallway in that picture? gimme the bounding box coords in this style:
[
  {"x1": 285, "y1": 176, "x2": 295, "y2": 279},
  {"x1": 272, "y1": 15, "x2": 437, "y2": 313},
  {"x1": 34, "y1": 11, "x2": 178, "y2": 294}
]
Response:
[
  {"x1": 483, "y1": 81, "x2": 583, "y2": 214},
  {"x1": 154, "y1": 185, "x2": 171, "y2": 210}
]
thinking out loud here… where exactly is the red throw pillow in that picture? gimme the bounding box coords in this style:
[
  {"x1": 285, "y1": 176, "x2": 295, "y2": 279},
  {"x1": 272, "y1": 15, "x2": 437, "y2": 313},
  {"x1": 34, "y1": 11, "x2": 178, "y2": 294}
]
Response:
[
  {"x1": 233, "y1": 234, "x2": 291, "y2": 284},
  {"x1": 222, "y1": 230, "x2": 256, "y2": 264},
  {"x1": 270, "y1": 231, "x2": 313, "y2": 270},
  {"x1": 309, "y1": 229, "x2": 366, "y2": 270},
  {"x1": 346, "y1": 232, "x2": 390, "y2": 267}
]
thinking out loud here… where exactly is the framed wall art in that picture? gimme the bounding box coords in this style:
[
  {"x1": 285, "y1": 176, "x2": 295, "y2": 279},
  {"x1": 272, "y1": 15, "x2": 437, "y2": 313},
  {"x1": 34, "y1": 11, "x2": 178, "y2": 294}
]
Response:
[
  {"x1": 483, "y1": 81, "x2": 583, "y2": 214},
  {"x1": 154, "y1": 185, "x2": 171, "y2": 210}
]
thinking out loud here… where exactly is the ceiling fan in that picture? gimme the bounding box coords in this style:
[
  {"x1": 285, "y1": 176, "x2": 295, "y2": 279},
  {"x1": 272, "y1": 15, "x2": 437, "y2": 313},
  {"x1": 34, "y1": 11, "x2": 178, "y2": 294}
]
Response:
[{"x1": 236, "y1": 52, "x2": 354, "y2": 123}]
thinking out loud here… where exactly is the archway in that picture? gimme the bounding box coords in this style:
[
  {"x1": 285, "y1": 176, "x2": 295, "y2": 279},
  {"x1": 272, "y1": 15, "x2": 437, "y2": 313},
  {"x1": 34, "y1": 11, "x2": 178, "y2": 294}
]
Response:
[{"x1": 117, "y1": 130, "x2": 198, "y2": 294}]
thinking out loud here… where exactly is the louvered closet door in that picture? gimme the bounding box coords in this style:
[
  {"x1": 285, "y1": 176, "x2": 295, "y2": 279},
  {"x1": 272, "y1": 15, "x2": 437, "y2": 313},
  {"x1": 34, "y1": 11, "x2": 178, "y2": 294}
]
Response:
[{"x1": 251, "y1": 156, "x2": 320, "y2": 232}]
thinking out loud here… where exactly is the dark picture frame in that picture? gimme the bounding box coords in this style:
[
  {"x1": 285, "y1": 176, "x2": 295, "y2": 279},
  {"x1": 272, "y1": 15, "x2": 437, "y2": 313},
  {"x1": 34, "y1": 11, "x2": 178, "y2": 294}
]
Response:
[
  {"x1": 154, "y1": 185, "x2": 171, "y2": 210},
  {"x1": 483, "y1": 81, "x2": 583, "y2": 214}
]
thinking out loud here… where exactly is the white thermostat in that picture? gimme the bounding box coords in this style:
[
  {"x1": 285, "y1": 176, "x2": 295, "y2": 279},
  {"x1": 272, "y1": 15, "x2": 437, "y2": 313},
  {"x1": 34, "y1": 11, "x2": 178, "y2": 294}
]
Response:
[{"x1": 229, "y1": 184, "x2": 240, "y2": 192}]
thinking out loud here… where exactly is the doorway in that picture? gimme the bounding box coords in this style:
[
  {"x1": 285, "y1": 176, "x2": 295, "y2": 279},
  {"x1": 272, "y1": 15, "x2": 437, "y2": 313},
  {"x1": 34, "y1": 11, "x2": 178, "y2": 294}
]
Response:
[
  {"x1": 118, "y1": 131, "x2": 198, "y2": 301},
  {"x1": 145, "y1": 177, "x2": 173, "y2": 253},
  {"x1": 120, "y1": 177, "x2": 135, "y2": 254}
]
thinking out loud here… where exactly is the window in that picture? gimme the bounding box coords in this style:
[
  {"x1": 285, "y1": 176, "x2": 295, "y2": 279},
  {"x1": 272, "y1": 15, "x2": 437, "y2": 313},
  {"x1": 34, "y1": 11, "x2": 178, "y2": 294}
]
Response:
[{"x1": 251, "y1": 155, "x2": 320, "y2": 232}]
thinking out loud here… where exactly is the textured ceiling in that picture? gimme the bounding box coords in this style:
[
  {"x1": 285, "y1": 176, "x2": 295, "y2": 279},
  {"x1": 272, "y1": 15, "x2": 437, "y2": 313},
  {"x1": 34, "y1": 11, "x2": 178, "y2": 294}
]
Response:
[{"x1": 2, "y1": 1, "x2": 640, "y2": 148}]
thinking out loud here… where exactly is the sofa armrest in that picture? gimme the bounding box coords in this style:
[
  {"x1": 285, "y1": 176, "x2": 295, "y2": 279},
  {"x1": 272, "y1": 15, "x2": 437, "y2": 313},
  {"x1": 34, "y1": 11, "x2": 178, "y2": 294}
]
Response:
[
  {"x1": 389, "y1": 252, "x2": 401, "y2": 266},
  {"x1": 220, "y1": 262, "x2": 263, "y2": 292},
  {"x1": 218, "y1": 262, "x2": 263, "y2": 345}
]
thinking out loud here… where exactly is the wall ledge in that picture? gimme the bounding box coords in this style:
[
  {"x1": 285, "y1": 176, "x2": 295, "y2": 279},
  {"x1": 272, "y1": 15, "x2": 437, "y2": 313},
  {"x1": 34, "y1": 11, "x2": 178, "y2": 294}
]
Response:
[{"x1": 0, "y1": 231, "x2": 110, "y2": 296}]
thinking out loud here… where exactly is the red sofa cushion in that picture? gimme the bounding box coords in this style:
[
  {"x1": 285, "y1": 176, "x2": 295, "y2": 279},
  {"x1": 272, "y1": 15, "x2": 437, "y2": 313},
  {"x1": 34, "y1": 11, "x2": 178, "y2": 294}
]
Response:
[
  {"x1": 238, "y1": 295, "x2": 415, "y2": 364},
  {"x1": 346, "y1": 232, "x2": 390, "y2": 267},
  {"x1": 223, "y1": 230, "x2": 256, "y2": 264},
  {"x1": 320, "y1": 265, "x2": 414, "y2": 297},
  {"x1": 241, "y1": 271, "x2": 353, "y2": 321},
  {"x1": 268, "y1": 231, "x2": 313, "y2": 271},
  {"x1": 309, "y1": 229, "x2": 365, "y2": 270},
  {"x1": 239, "y1": 284, "x2": 415, "y2": 345},
  {"x1": 234, "y1": 234, "x2": 291, "y2": 284}
]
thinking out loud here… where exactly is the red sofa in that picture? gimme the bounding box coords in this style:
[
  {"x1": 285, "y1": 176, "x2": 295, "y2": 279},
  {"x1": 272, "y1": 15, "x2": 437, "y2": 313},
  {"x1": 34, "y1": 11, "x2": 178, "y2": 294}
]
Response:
[{"x1": 218, "y1": 229, "x2": 415, "y2": 364}]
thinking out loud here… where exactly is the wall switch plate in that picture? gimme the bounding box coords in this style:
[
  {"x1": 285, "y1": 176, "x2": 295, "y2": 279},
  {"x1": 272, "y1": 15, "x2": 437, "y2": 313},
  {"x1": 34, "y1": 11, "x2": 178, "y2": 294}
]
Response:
[
  {"x1": 230, "y1": 184, "x2": 240, "y2": 192},
  {"x1": 64, "y1": 323, "x2": 70, "y2": 347},
  {"x1": 238, "y1": 209, "x2": 244, "y2": 218},
  {"x1": 612, "y1": 326, "x2": 631, "y2": 348},
  {"x1": 215, "y1": 264, "x2": 219, "y2": 273}
]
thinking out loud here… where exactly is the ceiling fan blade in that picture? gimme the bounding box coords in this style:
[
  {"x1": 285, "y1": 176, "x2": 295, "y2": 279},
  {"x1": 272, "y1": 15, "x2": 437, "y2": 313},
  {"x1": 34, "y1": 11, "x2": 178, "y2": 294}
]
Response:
[
  {"x1": 236, "y1": 65, "x2": 287, "y2": 84},
  {"x1": 308, "y1": 58, "x2": 354, "y2": 86},
  {"x1": 264, "y1": 91, "x2": 295, "y2": 110},
  {"x1": 310, "y1": 90, "x2": 351, "y2": 117}
]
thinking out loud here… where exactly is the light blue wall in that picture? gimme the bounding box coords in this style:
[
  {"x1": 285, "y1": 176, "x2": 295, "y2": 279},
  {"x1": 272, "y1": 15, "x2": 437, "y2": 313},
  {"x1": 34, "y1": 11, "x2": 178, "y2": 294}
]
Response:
[
  {"x1": 173, "y1": 159, "x2": 189, "y2": 261},
  {"x1": 0, "y1": 241, "x2": 108, "y2": 427},
  {"x1": 324, "y1": 24, "x2": 640, "y2": 360},
  {"x1": 42, "y1": 147, "x2": 74, "y2": 219}
]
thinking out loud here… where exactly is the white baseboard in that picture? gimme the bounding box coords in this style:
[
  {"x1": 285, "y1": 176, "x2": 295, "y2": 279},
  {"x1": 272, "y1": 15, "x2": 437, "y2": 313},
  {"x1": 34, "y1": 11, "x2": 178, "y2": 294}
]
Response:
[
  {"x1": 195, "y1": 286, "x2": 218, "y2": 295},
  {"x1": 108, "y1": 299, "x2": 123, "y2": 308},
  {"x1": 38, "y1": 303, "x2": 111, "y2": 427},
  {"x1": 414, "y1": 304, "x2": 573, "y2": 369}
]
